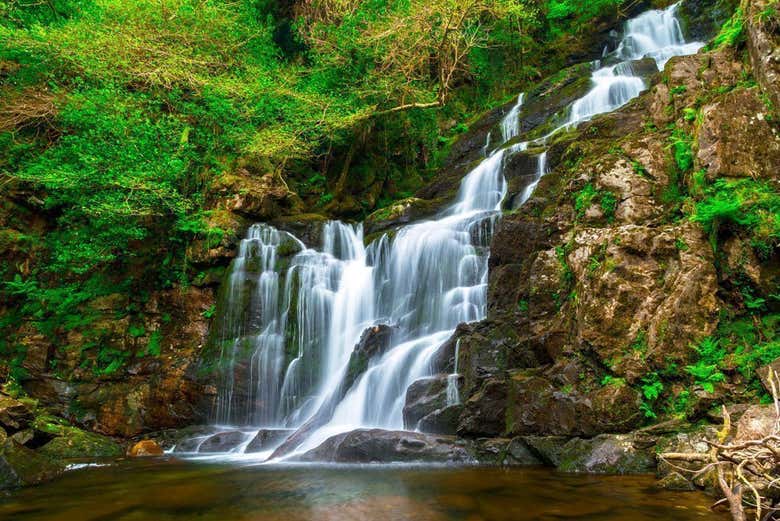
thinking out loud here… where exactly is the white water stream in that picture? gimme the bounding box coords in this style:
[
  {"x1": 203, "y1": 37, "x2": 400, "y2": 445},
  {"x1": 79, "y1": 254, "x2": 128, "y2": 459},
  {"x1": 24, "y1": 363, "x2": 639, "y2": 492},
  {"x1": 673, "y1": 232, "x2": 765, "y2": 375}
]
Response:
[{"x1": 197, "y1": 3, "x2": 702, "y2": 460}]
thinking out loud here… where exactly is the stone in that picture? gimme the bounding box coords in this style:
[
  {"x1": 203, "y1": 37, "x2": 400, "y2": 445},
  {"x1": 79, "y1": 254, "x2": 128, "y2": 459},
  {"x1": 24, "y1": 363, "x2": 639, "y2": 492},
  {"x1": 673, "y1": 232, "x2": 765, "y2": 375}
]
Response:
[
  {"x1": 297, "y1": 429, "x2": 473, "y2": 464},
  {"x1": 213, "y1": 168, "x2": 303, "y2": 221},
  {"x1": 747, "y1": 0, "x2": 780, "y2": 112},
  {"x1": 418, "y1": 404, "x2": 463, "y2": 435},
  {"x1": 0, "y1": 395, "x2": 33, "y2": 433},
  {"x1": 522, "y1": 436, "x2": 570, "y2": 466},
  {"x1": 457, "y1": 378, "x2": 508, "y2": 437},
  {"x1": 345, "y1": 324, "x2": 396, "y2": 391},
  {"x1": 197, "y1": 431, "x2": 248, "y2": 453},
  {"x1": 656, "y1": 426, "x2": 720, "y2": 492},
  {"x1": 244, "y1": 429, "x2": 294, "y2": 453},
  {"x1": 657, "y1": 471, "x2": 696, "y2": 491},
  {"x1": 735, "y1": 405, "x2": 777, "y2": 442},
  {"x1": 38, "y1": 427, "x2": 122, "y2": 459},
  {"x1": 556, "y1": 434, "x2": 656, "y2": 474},
  {"x1": 403, "y1": 376, "x2": 449, "y2": 429},
  {"x1": 0, "y1": 440, "x2": 64, "y2": 490},
  {"x1": 697, "y1": 88, "x2": 780, "y2": 180},
  {"x1": 129, "y1": 439, "x2": 164, "y2": 457}
]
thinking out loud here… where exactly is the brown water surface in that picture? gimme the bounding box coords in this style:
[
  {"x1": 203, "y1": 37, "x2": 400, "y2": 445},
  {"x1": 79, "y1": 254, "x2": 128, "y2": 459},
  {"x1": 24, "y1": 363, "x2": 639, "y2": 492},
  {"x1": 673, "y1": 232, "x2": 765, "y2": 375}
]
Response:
[{"x1": 0, "y1": 460, "x2": 726, "y2": 521}]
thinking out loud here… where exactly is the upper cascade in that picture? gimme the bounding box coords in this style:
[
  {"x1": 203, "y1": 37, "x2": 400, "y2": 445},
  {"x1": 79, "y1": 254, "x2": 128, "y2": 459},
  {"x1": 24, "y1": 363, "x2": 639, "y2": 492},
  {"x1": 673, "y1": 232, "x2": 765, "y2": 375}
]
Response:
[{"x1": 198, "y1": 2, "x2": 703, "y2": 459}]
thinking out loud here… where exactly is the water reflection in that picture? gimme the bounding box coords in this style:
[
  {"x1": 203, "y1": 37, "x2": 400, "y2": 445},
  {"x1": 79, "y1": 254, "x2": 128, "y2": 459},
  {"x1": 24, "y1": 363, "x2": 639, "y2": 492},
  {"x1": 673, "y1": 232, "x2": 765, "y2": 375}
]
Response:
[{"x1": 0, "y1": 461, "x2": 726, "y2": 521}]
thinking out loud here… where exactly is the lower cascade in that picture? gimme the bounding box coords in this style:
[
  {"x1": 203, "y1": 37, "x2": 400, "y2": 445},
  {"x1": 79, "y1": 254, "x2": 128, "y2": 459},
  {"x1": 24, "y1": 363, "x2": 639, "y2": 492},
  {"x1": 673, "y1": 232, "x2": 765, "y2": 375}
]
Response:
[{"x1": 187, "y1": 3, "x2": 703, "y2": 459}]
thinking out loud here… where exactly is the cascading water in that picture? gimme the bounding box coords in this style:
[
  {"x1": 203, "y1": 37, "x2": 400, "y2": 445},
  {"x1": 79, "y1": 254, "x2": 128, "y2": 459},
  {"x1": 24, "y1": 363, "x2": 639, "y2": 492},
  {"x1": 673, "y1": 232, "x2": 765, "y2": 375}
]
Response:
[{"x1": 200, "y1": 2, "x2": 702, "y2": 459}]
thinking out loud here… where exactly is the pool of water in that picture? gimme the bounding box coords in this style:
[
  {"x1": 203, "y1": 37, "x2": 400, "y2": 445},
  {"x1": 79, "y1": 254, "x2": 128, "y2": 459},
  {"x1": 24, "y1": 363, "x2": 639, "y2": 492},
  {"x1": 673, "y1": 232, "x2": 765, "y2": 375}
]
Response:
[{"x1": 0, "y1": 460, "x2": 724, "y2": 521}]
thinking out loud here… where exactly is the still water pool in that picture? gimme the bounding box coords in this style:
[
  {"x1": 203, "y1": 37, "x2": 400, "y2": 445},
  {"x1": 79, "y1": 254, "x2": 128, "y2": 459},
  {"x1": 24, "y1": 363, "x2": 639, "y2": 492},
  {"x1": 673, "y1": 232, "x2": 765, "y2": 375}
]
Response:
[{"x1": 0, "y1": 460, "x2": 725, "y2": 521}]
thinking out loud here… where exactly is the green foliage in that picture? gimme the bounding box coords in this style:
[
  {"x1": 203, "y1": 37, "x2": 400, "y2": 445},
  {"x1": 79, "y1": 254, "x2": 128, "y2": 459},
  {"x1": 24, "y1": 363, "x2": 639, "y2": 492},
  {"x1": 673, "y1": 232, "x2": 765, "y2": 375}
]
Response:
[
  {"x1": 640, "y1": 372, "x2": 664, "y2": 419},
  {"x1": 202, "y1": 304, "x2": 217, "y2": 319},
  {"x1": 685, "y1": 337, "x2": 726, "y2": 393},
  {"x1": 574, "y1": 183, "x2": 617, "y2": 222},
  {"x1": 691, "y1": 178, "x2": 780, "y2": 257},
  {"x1": 709, "y1": 8, "x2": 745, "y2": 49},
  {"x1": 545, "y1": 0, "x2": 624, "y2": 37},
  {"x1": 670, "y1": 128, "x2": 694, "y2": 173}
]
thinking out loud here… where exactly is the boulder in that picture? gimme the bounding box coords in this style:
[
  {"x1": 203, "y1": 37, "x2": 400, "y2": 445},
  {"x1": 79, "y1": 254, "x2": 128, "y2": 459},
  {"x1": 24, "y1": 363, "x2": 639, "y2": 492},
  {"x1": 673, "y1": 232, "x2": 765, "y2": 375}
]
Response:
[
  {"x1": 0, "y1": 440, "x2": 64, "y2": 489},
  {"x1": 418, "y1": 404, "x2": 463, "y2": 436},
  {"x1": 38, "y1": 426, "x2": 122, "y2": 459},
  {"x1": 212, "y1": 168, "x2": 303, "y2": 221},
  {"x1": 504, "y1": 372, "x2": 643, "y2": 438},
  {"x1": 522, "y1": 436, "x2": 570, "y2": 466},
  {"x1": 468, "y1": 437, "x2": 542, "y2": 466},
  {"x1": 244, "y1": 429, "x2": 294, "y2": 453},
  {"x1": 345, "y1": 324, "x2": 396, "y2": 391},
  {"x1": 656, "y1": 425, "x2": 720, "y2": 492},
  {"x1": 735, "y1": 404, "x2": 777, "y2": 442},
  {"x1": 297, "y1": 429, "x2": 473, "y2": 464},
  {"x1": 197, "y1": 430, "x2": 249, "y2": 453},
  {"x1": 556, "y1": 434, "x2": 656, "y2": 474},
  {"x1": 757, "y1": 360, "x2": 780, "y2": 394},
  {"x1": 402, "y1": 375, "x2": 449, "y2": 429},
  {"x1": 457, "y1": 378, "x2": 509, "y2": 437},
  {"x1": 128, "y1": 439, "x2": 164, "y2": 457}
]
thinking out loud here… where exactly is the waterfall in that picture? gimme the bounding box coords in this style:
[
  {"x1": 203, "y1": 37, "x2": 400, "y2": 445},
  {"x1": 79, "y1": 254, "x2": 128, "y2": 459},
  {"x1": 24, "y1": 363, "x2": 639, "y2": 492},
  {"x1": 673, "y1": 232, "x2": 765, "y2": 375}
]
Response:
[
  {"x1": 204, "y1": 2, "x2": 701, "y2": 458},
  {"x1": 446, "y1": 339, "x2": 461, "y2": 407},
  {"x1": 568, "y1": 3, "x2": 703, "y2": 127},
  {"x1": 500, "y1": 93, "x2": 525, "y2": 143}
]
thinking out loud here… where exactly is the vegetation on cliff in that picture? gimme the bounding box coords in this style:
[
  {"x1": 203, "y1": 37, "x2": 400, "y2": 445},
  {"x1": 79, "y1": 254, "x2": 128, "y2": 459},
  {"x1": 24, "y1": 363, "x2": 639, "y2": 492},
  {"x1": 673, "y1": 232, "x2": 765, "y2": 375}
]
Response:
[{"x1": 0, "y1": 0, "x2": 638, "y2": 385}]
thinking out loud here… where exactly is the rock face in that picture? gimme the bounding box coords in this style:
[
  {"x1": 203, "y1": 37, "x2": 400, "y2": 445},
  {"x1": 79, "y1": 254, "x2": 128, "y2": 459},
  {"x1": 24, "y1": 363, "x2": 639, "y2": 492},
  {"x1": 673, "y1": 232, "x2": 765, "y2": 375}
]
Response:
[
  {"x1": 297, "y1": 429, "x2": 473, "y2": 463},
  {"x1": 448, "y1": 15, "x2": 778, "y2": 444},
  {"x1": 747, "y1": 0, "x2": 780, "y2": 112}
]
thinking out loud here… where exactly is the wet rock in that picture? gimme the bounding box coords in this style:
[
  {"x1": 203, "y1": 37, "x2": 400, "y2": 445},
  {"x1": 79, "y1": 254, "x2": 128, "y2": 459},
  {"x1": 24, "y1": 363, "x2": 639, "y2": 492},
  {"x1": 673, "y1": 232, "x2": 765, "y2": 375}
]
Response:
[
  {"x1": 556, "y1": 434, "x2": 656, "y2": 474},
  {"x1": 129, "y1": 439, "x2": 164, "y2": 457},
  {"x1": 245, "y1": 429, "x2": 294, "y2": 453},
  {"x1": 271, "y1": 213, "x2": 328, "y2": 248},
  {"x1": 364, "y1": 198, "x2": 441, "y2": 237},
  {"x1": 418, "y1": 404, "x2": 463, "y2": 436},
  {"x1": 197, "y1": 430, "x2": 248, "y2": 453},
  {"x1": 345, "y1": 324, "x2": 396, "y2": 391},
  {"x1": 657, "y1": 471, "x2": 696, "y2": 491},
  {"x1": 297, "y1": 429, "x2": 473, "y2": 463},
  {"x1": 458, "y1": 378, "x2": 508, "y2": 437},
  {"x1": 0, "y1": 440, "x2": 64, "y2": 489},
  {"x1": 403, "y1": 376, "x2": 449, "y2": 429},
  {"x1": 468, "y1": 437, "x2": 542, "y2": 465}
]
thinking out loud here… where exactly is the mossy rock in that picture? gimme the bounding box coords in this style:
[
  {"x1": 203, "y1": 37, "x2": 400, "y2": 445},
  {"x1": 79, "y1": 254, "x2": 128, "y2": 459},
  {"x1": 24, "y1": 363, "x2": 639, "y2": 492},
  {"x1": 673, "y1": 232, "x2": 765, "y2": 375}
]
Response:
[
  {"x1": 38, "y1": 429, "x2": 123, "y2": 459},
  {"x1": 0, "y1": 439, "x2": 64, "y2": 489},
  {"x1": 32, "y1": 416, "x2": 122, "y2": 459},
  {"x1": 556, "y1": 435, "x2": 656, "y2": 474}
]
